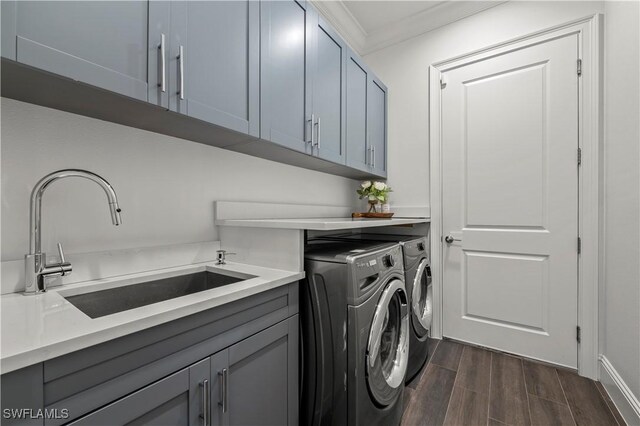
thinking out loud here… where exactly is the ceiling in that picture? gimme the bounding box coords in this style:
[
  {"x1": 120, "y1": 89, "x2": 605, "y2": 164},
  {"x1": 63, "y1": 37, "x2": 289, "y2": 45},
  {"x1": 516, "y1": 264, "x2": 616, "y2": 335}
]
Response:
[
  {"x1": 342, "y1": 1, "x2": 448, "y2": 34},
  {"x1": 311, "y1": 0, "x2": 507, "y2": 55}
]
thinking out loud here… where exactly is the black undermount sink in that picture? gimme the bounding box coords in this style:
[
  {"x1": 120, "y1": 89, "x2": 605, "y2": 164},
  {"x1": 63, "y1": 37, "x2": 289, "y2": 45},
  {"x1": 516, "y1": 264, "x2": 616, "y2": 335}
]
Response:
[{"x1": 64, "y1": 271, "x2": 256, "y2": 319}]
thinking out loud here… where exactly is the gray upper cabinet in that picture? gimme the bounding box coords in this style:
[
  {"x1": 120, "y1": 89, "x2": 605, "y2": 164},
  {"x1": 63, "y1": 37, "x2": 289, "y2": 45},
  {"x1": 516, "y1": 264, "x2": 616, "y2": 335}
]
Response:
[
  {"x1": 367, "y1": 76, "x2": 388, "y2": 177},
  {"x1": 346, "y1": 50, "x2": 371, "y2": 172},
  {"x1": 308, "y1": 9, "x2": 347, "y2": 164},
  {"x1": 345, "y1": 49, "x2": 388, "y2": 178},
  {"x1": 1, "y1": 0, "x2": 388, "y2": 179},
  {"x1": 8, "y1": 1, "x2": 169, "y2": 107},
  {"x1": 211, "y1": 317, "x2": 298, "y2": 426},
  {"x1": 1, "y1": 1, "x2": 17, "y2": 61},
  {"x1": 169, "y1": 1, "x2": 259, "y2": 136},
  {"x1": 260, "y1": 0, "x2": 313, "y2": 154}
]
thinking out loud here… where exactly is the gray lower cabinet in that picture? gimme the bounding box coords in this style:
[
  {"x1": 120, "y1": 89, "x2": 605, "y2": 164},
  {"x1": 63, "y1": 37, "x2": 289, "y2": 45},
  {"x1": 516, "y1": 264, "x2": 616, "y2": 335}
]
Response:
[
  {"x1": 308, "y1": 9, "x2": 347, "y2": 165},
  {"x1": 68, "y1": 361, "x2": 201, "y2": 426},
  {"x1": 169, "y1": 1, "x2": 259, "y2": 136},
  {"x1": 0, "y1": 283, "x2": 299, "y2": 426},
  {"x1": 3, "y1": 1, "x2": 169, "y2": 107},
  {"x1": 0, "y1": 364, "x2": 43, "y2": 426},
  {"x1": 68, "y1": 318, "x2": 298, "y2": 426},
  {"x1": 211, "y1": 318, "x2": 298, "y2": 426},
  {"x1": 260, "y1": 0, "x2": 313, "y2": 154}
]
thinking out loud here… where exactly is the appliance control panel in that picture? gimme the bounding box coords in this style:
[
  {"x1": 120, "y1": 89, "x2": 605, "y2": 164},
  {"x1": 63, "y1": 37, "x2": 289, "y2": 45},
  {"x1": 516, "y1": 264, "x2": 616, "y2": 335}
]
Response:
[{"x1": 351, "y1": 245, "x2": 403, "y2": 281}]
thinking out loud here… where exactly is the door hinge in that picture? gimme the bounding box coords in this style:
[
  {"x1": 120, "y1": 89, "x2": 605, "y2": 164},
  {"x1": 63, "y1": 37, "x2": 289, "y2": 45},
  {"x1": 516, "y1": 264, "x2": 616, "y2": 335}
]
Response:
[
  {"x1": 578, "y1": 237, "x2": 582, "y2": 254},
  {"x1": 576, "y1": 326, "x2": 581, "y2": 343},
  {"x1": 577, "y1": 59, "x2": 582, "y2": 76},
  {"x1": 577, "y1": 148, "x2": 582, "y2": 166},
  {"x1": 440, "y1": 75, "x2": 448, "y2": 89}
]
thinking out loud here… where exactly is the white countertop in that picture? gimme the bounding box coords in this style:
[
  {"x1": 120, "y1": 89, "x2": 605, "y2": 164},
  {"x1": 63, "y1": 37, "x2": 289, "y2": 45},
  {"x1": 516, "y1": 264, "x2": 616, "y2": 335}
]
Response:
[
  {"x1": 0, "y1": 261, "x2": 303, "y2": 375},
  {"x1": 214, "y1": 217, "x2": 429, "y2": 230}
]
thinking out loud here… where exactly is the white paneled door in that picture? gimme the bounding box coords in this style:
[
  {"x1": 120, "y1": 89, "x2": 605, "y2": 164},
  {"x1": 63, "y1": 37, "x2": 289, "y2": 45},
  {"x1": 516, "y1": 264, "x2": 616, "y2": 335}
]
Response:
[{"x1": 441, "y1": 34, "x2": 579, "y2": 368}]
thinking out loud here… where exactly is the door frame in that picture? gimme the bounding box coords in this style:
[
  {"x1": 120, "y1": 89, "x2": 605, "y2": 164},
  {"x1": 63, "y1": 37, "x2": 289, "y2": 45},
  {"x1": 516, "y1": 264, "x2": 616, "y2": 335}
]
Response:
[{"x1": 428, "y1": 14, "x2": 603, "y2": 379}]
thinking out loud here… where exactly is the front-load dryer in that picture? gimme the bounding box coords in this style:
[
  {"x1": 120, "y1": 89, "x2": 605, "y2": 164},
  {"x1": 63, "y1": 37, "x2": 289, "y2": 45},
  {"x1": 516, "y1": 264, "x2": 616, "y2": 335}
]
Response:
[
  {"x1": 301, "y1": 241, "x2": 409, "y2": 426},
  {"x1": 310, "y1": 233, "x2": 432, "y2": 382}
]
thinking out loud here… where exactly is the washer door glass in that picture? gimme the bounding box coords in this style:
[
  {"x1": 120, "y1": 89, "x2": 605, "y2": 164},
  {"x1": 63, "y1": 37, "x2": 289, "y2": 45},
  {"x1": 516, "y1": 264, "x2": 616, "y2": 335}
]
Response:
[
  {"x1": 367, "y1": 278, "x2": 409, "y2": 406},
  {"x1": 412, "y1": 259, "x2": 432, "y2": 337}
]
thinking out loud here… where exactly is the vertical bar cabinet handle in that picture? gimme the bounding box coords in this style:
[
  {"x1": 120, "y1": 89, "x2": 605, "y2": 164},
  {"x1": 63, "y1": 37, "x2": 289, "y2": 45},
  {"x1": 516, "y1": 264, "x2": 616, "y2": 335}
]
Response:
[
  {"x1": 315, "y1": 117, "x2": 320, "y2": 149},
  {"x1": 158, "y1": 34, "x2": 166, "y2": 92},
  {"x1": 200, "y1": 379, "x2": 210, "y2": 426},
  {"x1": 178, "y1": 45, "x2": 185, "y2": 100},
  {"x1": 218, "y1": 368, "x2": 228, "y2": 413}
]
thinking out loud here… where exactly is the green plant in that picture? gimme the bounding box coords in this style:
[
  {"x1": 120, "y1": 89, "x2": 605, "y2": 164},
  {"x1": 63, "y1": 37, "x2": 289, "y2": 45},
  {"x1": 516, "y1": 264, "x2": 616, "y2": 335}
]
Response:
[{"x1": 356, "y1": 181, "x2": 392, "y2": 203}]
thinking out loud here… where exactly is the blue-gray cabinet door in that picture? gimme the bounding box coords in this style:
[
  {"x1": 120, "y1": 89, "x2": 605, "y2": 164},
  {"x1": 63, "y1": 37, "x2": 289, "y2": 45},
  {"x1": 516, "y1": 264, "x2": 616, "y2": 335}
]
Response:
[
  {"x1": 68, "y1": 358, "x2": 209, "y2": 425},
  {"x1": 260, "y1": 1, "x2": 313, "y2": 154},
  {"x1": 345, "y1": 50, "x2": 370, "y2": 172},
  {"x1": 10, "y1": 1, "x2": 169, "y2": 107},
  {"x1": 309, "y1": 10, "x2": 347, "y2": 164},
  {"x1": 1, "y1": 1, "x2": 16, "y2": 60},
  {"x1": 210, "y1": 317, "x2": 299, "y2": 426},
  {"x1": 68, "y1": 367, "x2": 184, "y2": 425},
  {"x1": 169, "y1": 1, "x2": 259, "y2": 136},
  {"x1": 367, "y1": 75, "x2": 388, "y2": 177}
]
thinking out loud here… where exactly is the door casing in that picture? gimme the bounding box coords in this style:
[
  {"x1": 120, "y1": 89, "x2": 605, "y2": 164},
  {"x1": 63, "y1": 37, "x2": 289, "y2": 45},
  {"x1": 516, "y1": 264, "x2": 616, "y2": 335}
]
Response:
[{"x1": 429, "y1": 14, "x2": 603, "y2": 379}]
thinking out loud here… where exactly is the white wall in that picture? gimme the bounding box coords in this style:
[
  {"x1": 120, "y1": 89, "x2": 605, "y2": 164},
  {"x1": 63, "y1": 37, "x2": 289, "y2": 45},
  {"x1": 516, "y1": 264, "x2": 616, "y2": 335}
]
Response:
[
  {"x1": 601, "y1": 0, "x2": 640, "y2": 422},
  {"x1": 0, "y1": 98, "x2": 358, "y2": 261},
  {"x1": 363, "y1": 1, "x2": 605, "y2": 212},
  {"x1": 362, "y1": 0, "x2": 639, "y2": 420}
]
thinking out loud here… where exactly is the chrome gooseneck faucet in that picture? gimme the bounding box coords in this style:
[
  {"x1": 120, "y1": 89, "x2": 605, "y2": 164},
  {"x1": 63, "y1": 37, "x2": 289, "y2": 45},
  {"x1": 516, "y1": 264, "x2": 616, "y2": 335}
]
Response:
[{"x1": 25, "y1": 169, "x2": 122, "y2": 294}]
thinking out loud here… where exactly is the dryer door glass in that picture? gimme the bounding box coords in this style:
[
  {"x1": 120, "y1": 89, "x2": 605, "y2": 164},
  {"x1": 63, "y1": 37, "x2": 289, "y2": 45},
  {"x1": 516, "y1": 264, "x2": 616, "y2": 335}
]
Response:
[
  {"x1": 366, "y1": 278, "x2": 409, "y2": 406},
  {"x1": 412, "y1": 259, "x2": 432, "y2": 337}
]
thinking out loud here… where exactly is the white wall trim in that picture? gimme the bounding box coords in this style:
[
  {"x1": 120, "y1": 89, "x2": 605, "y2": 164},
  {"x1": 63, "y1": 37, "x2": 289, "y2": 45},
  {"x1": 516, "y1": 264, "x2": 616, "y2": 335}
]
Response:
[
  {"x1": 429, "y1": 14, "x2": 603, "y2": 378},
  {"x1": 599, "y1": 355, "x2": 640, "y2": 425},
  {"x1": 428, "y1": 65, "x2": 443, "y2": 340},
  {"x1": 363, "y1": 1, "x2": 508, "y2": 56},
  {"x1": 310, "y1": 0, "x2": 367, "y2": 54},
  {"x1": 312, "y1": 0, "x2": 507, "y2": 56}
]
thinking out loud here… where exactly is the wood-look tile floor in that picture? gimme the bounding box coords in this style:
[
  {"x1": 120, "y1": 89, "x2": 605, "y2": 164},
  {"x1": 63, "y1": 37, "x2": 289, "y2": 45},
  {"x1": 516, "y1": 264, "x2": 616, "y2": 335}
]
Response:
[{"x1": 402, "y1": 339, "x2": 626, "y2": 426}]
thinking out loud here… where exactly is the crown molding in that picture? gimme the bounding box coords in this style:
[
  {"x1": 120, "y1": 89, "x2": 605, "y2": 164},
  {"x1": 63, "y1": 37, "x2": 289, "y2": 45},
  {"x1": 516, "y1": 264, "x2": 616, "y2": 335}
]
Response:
[
  {"x1": 312, "y1": 1, "x2": 509, "y2": 56},
  {"x1": 310, "y1": 0, "x2": 368, "y2": 53},
  {"x1": 364, "y1": 1, "x2": 508, "y2": 55}
]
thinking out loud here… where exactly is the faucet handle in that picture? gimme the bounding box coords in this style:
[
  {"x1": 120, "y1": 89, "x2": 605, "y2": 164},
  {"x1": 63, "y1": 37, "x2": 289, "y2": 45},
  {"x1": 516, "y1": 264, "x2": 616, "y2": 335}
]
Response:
[{"x1": 57, "y1": 243, "x2": 66, "y2": 263}]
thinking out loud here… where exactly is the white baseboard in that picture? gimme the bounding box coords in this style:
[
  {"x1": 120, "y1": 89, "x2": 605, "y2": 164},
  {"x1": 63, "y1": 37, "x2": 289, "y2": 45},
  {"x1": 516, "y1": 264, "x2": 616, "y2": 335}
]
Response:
[{"x1": 599, "y1": 355, "x2": 640, "y2": 425}]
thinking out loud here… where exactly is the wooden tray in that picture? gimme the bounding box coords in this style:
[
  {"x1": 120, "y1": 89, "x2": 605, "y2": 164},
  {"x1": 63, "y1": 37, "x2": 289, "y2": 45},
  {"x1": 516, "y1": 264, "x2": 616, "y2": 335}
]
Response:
[{"x1": 352, "y1": 212, "x2": 394, "y2": 218}]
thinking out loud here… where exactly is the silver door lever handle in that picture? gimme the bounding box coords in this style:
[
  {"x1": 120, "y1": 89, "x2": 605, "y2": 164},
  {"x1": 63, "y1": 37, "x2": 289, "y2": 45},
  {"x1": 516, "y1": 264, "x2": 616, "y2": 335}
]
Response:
[{"x1": 444, "y1": 235, "x2": 461, "y2": 244}]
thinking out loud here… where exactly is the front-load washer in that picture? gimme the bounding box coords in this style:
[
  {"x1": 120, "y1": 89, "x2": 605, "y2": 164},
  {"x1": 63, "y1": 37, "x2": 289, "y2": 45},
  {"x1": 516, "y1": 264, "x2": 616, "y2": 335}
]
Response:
[
  {"x1": 310, "y1": 233, "x2": 432, "y2": 382},
  {"x1": 301, "y1": 241, "x2": 409, "y2": 426}
]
